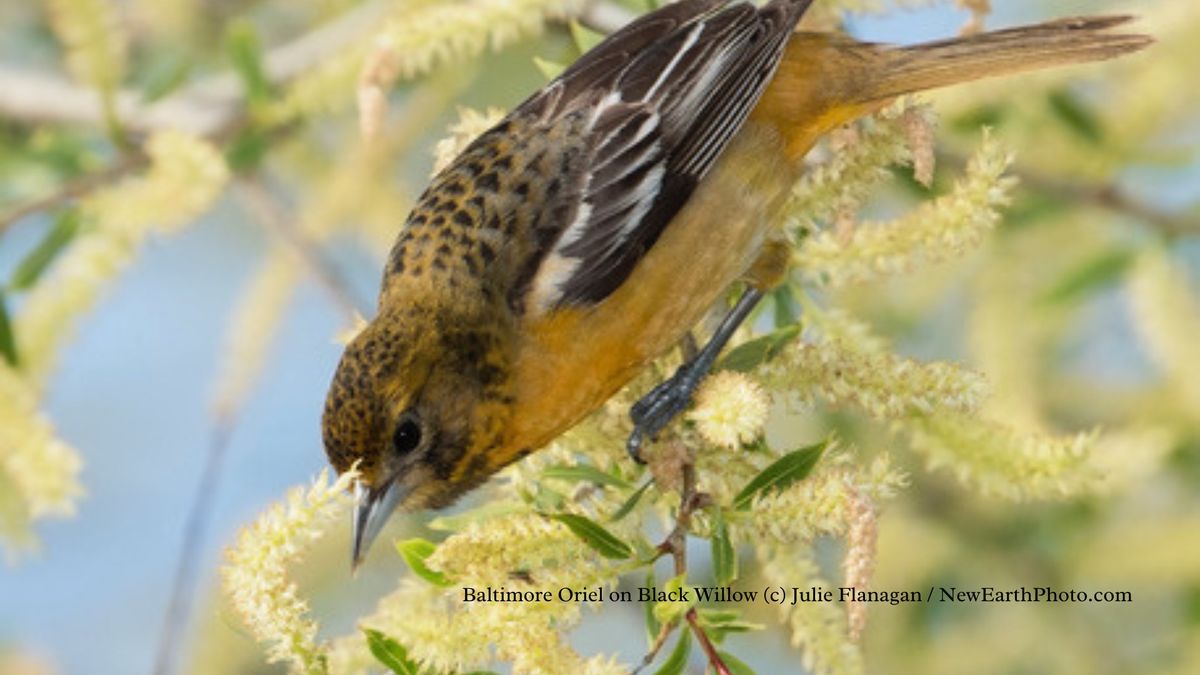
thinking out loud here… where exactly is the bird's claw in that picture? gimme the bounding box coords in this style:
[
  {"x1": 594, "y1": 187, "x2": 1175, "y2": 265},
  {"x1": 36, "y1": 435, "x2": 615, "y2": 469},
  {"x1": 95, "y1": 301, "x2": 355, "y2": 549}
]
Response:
[{"x1": 626, "y1": 364, "x2": 704, "y2": 463}]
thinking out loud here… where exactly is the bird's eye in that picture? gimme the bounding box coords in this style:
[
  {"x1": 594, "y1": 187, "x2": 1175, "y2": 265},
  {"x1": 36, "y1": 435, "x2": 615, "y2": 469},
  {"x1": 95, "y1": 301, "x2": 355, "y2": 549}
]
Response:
[{"x1": 392, "y1": 415, "x2": 422, "y2": 455}]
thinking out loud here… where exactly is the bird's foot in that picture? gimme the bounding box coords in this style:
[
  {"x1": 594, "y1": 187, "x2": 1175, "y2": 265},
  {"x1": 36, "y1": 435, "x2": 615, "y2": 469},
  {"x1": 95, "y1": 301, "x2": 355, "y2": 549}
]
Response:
[{"x1": 626, "y1": 362, "x2": 707, "y2": 463}]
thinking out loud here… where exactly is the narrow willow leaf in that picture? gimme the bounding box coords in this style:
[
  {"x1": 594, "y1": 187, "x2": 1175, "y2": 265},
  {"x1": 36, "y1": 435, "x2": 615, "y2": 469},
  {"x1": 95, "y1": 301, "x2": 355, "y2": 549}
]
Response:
[
  {"x1": 771, "y1": 284, "x2": 799, "y2": 327},
  {"x1": 542, "y1": 464, "x2": 631, "y2": 489},
  {"x1": 644, "y1": 568, "x2": 661, "y2": 647},
  {"x1": 609, "y1": 479, "x2": 652, "y2": 522},
  {"x1": 139, "y1": 51, "x2": 193, "y2": 103},
  {"x1": 224, "y1": 129, "x2": 270, "y2": 171},
  {"x1": 697, "y1": 607, "x2": 764, "y2": 643},
  {"x1": 653, "y1": 630, "x2": 691, "y2": 675},
  {"x1": 718, "y1": 324, "x2": 802, "y2": 373},
  {"x1": 225, "y1": 19, "x2": 271, "y2": 104},
  {"x1": 395, "y1": 538, "x2": 452, "y2": 587},
  {"x1": 1048, "y1": 88, "x2": 1104, "y2": 144},
  {"x1": 711, "y1": 508, "x2": 737, "y2": 586},
  {"x1": 733, "y1": 440, "x2": 828, "y2": 510},
  {"x1": 0, "y1": 289, "x2": 17, "y2": 366},
  {"x1": 1041, "y1": 248, "x2": 1135, "y2": 306},
  {"x1": 569, "y1": 20, "x2": 604, "y2": 52},
  {"x1": 547, "y1": 513, "x2": 633, "y2": 559},
  {"x1": 9, "y1": 209, "x2": 81, "y2": 290},
  {"x1": 364, "y1": 629, "x2": 420, "y2": 675},
  {"x1": 718, "y1": 650, "x2": 758, "y2": 675},
  {"x1": 533, "y1": 56, "x2": 565, "y2": 80}
]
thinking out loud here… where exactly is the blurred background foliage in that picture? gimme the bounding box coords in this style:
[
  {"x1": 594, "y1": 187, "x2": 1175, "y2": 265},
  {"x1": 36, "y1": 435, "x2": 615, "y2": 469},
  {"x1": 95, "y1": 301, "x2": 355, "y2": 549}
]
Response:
[{"x1": 0, "y1": 0, "x2": 1198, "y2": 674}]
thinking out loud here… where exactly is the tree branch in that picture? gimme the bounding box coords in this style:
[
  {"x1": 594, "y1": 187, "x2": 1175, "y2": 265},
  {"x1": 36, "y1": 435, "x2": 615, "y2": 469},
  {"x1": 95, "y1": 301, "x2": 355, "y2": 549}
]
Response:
[
  {"x1": 0, "y1": 0, "x2": 393, "y2": 235},
  {"x1": 234, "y1": 178, "x2": 370, "y2": 321},
  {"x1": 0, "y1": 0, "x2": 390, "y2": 137},
  {"x1": 938, "y1": 150, "x2": 1199, "y2": 238}
]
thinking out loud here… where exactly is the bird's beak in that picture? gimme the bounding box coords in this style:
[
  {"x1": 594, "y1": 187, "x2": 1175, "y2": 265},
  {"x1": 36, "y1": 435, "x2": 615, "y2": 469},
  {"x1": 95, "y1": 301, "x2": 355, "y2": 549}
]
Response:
[{"x1": 351, "y1": 476, "x2": 407, "y2": 571}]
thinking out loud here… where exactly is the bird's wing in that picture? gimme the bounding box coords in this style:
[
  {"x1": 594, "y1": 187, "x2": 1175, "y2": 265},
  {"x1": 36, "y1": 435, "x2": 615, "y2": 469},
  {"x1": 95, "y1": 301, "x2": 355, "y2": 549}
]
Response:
[{"x1": 517, "y1": 0, "x2": 811, "y2": 311}]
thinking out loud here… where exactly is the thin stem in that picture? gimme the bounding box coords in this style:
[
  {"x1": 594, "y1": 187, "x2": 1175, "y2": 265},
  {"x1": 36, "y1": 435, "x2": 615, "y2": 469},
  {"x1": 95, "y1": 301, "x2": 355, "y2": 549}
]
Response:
[
  {"x1": 0, "y1": 154, "x2": 145, "y2": 235},
  {"x1": 636, "y1": 449, "x2": 727, "y2": 674},
  {"x1": 687, "y1": 608, "x2": 732, "y2": 675},
  {"x1": 234, "y1": 178, "x2": 369, "y2": 321},
  {"x1": 632, "y1": 621, "x2": 676, "y2": 674},
  {"x1": 939, "y1": 150, "x2": 1199, "y2": 239},
  {"x1": 152, "y1": 417, "x2": 235, "y2": 675}
]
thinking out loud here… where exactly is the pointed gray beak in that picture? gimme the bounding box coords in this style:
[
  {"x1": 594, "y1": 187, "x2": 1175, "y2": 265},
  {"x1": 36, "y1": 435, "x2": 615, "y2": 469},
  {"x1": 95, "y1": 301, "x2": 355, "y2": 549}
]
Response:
[{"x1": 351, "y1": 476, "x2": 408, "y2": 571}]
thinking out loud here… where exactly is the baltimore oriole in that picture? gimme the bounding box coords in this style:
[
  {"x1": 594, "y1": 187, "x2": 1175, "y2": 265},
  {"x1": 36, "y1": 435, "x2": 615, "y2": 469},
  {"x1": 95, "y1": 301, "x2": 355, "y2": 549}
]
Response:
[{"x1": 321, "y1": 0, "x2": 1150, "y2": 566}]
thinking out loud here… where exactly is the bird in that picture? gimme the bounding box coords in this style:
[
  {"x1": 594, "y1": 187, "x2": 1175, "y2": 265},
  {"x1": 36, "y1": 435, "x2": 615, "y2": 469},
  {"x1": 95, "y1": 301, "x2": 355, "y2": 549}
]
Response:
[{"x1": 320, "y1": 0, "x2": 1151, "y2": 567}]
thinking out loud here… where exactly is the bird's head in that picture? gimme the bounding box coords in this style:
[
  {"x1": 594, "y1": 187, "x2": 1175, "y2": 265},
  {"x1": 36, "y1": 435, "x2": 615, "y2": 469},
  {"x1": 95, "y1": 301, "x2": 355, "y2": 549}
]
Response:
[{"x1": 322, "y1": 310, "x2": 513, "y2": 568}]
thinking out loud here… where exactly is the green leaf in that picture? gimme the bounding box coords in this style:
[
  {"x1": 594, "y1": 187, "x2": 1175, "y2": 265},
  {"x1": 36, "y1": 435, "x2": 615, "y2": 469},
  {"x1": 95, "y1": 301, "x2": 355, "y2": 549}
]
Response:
[
  {"x1": 643, "y1": 568, "x2": 661, "y2": 647},
  {"x1": 364, "y1": 629, "x2": 420, "y2": 675},
  {"x1": 1040, "y1": 248, "x2": 1135, "y2": 306},
  {"x1": 950, "y1": 103, "x2": 1008, "y2": 134},
  {"x1": 547, "y1": 513, "x2": 634, "y2": 559},
  {"x1": 569, "y1": 20, "x2": 605, "y2": 53},
  {"x1": 1047, "y1": 88, "x2": 1103, "y2": 144},
  {"x1": 9, "y1": 209, "x2": 82, "y2": 290},
  {"x1": 696, "y1": 608, "x2": 764, "y2": 643},
  {"x1": 138, "y1": 51, "x2": 193, "y2": 103},
  {"x1": 653, "y1": 629, "x2": 691, "y2": 675},
  {"x1": 653, "y1": 573, "x2": 695, "y2": 625},
  {"x1": 609, "y1": 479, "x2": 652, "y2": 522},
  {"x1": 718, "y1": 324, "x2": 801, "y2": 373},
  {"x1": 224, "y1": 129, "x2": 270, "y2": 171},
  {"x1": 710, "y1": 508, "x2": 737, "y2": 586},
  {"x1": 0, "y1": 289, "x2": 17, "y2": 367},
  {"x1": 771, "y1": 285, "x2": 798, "y2": 327},
  {"x1": 542, "y1": 464, "x2": 630, "y2": 489},
  {"x1": 395, "y1": 538, "x2": 453, "y2": 587},
  {"x1": 532, "y1": 56, "x2": 565, "y2": 80},
  {"x1": 717, "y1": 650, "x2": 758, "y2": 675},
  {"x1": 225, "y1": 19, "x2": 272, "y2": 105},
  {"x1": 733, "y1": 440, "x2": 828, "y2": 510}
]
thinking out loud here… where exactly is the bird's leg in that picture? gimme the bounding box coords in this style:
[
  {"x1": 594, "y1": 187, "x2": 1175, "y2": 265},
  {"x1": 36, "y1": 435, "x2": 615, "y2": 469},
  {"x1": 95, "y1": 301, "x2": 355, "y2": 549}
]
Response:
[{"x1": 627, "y1": 287, "x2": 764, "y2": 462}]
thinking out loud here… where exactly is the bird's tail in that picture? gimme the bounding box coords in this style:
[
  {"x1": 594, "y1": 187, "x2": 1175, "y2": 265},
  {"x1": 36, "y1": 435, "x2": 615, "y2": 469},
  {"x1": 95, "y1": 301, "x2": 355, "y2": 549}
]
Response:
[
  {"x1": 860, "y1": 16, "x2": 1153, "y2": 101},
  {"x1": 754, "y1": 16, "x2": 1152, "y2": 160}
]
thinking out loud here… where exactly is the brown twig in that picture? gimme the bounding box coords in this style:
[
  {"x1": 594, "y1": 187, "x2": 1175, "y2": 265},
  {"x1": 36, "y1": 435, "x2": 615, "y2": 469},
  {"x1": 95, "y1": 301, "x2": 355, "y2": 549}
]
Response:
[
  {"x1": 635, "y1": 450, "x2": 731, "y2": 675},
  {"x1": 234, "y1": 178, "x2": 369, "y2": 321},
  {"x1": 0, "y1": 0, "x2": 393, "y2": 236},
  {"x1": 152, "y1": 417, "x2": 236, "y2": 675},
  {"x1": 939, "y1": 150, "x2": 1199, "y2": 238},
  {"x1": 0, "y1": 153, "x2": 145, "y2": 234},
  {"x1": 633, "y1": 621, "x2": 676, "y2": 674},
  {"x1": 687, "y1": 608, "x2": 732, "y2": 675}
]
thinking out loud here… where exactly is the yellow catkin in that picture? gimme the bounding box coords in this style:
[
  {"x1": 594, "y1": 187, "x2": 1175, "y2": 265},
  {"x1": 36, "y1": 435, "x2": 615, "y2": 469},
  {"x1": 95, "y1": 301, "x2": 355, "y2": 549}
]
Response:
[
  {"x1": 276, "y1": 0, "x2": 583, "y2": 121},
  {"x1": 688, "y1": 370, "x2": 770, "y2": 449},
  {"x1": 796, "y1": 131, "x2": 1014, "y2": 287},
  {"x1": 1126, "y1": 248, "x2": 1200, "y2": 419},
  {"x1": 328, "y1": 513, "x2": 627, "y2": 674},
  {"x1": 45, "y1": 0, "x2": 127, "y2": 96},
  {"x1": 906, "y1": 414, "x2": 1098, "y2": 500},
  {"x1": 431, "y1": 107, "x2": 507, "y2": 176},
  {"x1": 16, "y1": 131, "x2": 228, "y2": 385},
  {"x1": 763, "y1": 340, "x2": 988, "y2": 420},
  {"x1": 222, "y1": 469, "x2": 355, "y2": 674},
  {"x1": 842, "y1": 487, "x2": 877, "y2": 642},
  {"x1": 0, "y1": 362, "x2": 84, "y2": 556},
  {"x1": 758, "y1": 547, "x2": 864, "y2": 675}
]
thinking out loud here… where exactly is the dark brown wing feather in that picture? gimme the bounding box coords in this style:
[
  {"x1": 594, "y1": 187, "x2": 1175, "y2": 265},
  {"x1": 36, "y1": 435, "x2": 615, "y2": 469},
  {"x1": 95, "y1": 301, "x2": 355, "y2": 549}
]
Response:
[{"x1": 517, "y1": 0, "x2": 813, "y2": 308}]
